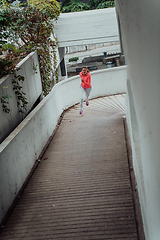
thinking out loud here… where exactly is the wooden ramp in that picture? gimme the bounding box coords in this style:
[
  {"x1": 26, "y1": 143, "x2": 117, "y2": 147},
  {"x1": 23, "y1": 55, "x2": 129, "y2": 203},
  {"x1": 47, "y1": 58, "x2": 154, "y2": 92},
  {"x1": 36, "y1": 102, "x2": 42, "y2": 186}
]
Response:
[{"x1": 0, "y1": 94, "x2": 138, "y2": 240}]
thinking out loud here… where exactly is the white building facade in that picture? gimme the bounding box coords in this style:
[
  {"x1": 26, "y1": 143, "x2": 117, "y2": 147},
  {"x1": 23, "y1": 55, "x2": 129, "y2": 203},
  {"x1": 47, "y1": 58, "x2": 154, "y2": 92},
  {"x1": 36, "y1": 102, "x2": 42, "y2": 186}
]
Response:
[{"x1": 115, "y1": 1, "x2": 160, "y2": 239}]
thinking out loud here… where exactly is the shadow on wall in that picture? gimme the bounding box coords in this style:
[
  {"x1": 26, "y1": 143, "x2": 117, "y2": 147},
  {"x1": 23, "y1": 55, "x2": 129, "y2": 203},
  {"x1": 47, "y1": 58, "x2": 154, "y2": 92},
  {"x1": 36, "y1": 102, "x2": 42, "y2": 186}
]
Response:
[{"x1": 127, "y1": 79, "x2": 146, "y2": 203}]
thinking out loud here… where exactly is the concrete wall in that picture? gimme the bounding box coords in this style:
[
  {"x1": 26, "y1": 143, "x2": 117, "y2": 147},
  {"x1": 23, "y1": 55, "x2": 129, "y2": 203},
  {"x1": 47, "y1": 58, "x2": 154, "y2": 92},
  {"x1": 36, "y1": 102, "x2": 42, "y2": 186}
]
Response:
[
  {"x1": 0, "y1": 51, "x2": 42, "y2": 143},
  {"x1": 115, "y1": 1, "x2": 160, "y2": 239},
  {"x1": 66, "y1": 42, "x2": 119, "y2": 54},
  {"x1": 0, "y1": 66, "x2": 126, "y2": 224},
  {"x1": 90, "y1": 66, "x2": 126, "y2": 99}
]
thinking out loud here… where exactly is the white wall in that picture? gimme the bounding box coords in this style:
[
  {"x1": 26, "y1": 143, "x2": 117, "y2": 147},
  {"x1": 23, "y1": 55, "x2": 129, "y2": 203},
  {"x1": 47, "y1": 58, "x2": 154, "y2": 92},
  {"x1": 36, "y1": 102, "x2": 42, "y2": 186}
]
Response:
[
  {"x1": 66, "y1": 42, "x2": 119, "y2": 54},
  {"x1": 0, "y1": 66, "x2": 126, "y2": 224},
  {"x1": 0, "y1": 51, "x2": 42, "y2": 143},
  {"x1": 90, "y1": 66, "x2": 126, "y2": 99},
  {"x1": 115, "y1": 1, "x2": 160, "y2": 239}
]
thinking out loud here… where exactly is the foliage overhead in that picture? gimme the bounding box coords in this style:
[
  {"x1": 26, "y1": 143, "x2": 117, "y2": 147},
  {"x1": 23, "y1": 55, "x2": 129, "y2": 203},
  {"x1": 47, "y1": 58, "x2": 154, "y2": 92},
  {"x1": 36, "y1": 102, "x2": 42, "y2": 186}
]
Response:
[
  {"x1": 29, "y1": 0, "x2": 60, "y2": 19},
  {"x1": 97, "y1": 1, "x2": 115, "y2": 9},
  {"x1": 60, "y1": 0, "x2": 115, "y2": 12},
  {"x1": 0, "y1": 0, "x2": 60, "y2": 114},
  {"x1": 0, "y1": 0, "x2": 60, "y2": 96},
  {"x1": 0, "y1": 1, "x2": 12, "y2": 52},
  {"x1": 60, "y1": 0, "x2": 89, "y2": 12}
]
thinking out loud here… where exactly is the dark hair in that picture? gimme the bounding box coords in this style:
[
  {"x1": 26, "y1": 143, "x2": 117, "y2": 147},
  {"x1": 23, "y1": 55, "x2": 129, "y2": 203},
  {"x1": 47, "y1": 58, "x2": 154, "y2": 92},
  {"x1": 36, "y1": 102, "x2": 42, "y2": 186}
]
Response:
[{"x1": 82, "y1": 66, "x2": 89, "y2": 72}]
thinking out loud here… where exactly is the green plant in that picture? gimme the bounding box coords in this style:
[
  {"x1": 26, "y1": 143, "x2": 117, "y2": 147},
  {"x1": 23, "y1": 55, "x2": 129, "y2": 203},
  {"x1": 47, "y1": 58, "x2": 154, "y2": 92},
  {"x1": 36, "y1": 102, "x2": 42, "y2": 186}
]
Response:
[
  {"x1": 69, "y1": 57, "x2": 79, "y2": 62},
  {"x1": 32, "y1": 62, "x2": 38, "y2": 73},
  {"x1": 0, "y1": 59, "x2": 13, "y2": 77},
  {"x1": 29, "y1": 0, "x2": 60, "y2": 19},
  {"x1": 97, "y1": 1, "x2": 115, "y2": 9},
  {"x1": 0, "y1": 1, "x2": 12, "y2": 52},
  {"x1": 61, "y1": 0, "x2": 115, "y2": 12},
  {"x1": 12, "y1": 73, "x2": 28, "y2": 114},
  {"x1": 2, "y1": 43, "x2": 20, "y2": 53},
  {"x1": 61, "y1": 0, "x2": 89, "y2": 13},
  {"x1": 0, "y1": 0, "x2": 60, "y2": 103},
  {"x1": 6, "y1": 2, "x2": 60, "y2": 95},
  {"x1": 0, "y1": 1, "x2": 15, "y2": 80},
  {"x1": 0, "y1": 94, "x2": 11, "y2": 113},
  {"x1": 0, "y1": 0, "x2": 60, "y2": 115}
]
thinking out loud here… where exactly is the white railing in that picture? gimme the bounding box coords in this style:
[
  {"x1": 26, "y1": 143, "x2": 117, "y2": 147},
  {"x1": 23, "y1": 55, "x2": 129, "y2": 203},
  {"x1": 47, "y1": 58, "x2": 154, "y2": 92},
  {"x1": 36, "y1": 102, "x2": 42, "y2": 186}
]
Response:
[{"x1": 0, "y1": 65, "x2": 127, "y2": 224}]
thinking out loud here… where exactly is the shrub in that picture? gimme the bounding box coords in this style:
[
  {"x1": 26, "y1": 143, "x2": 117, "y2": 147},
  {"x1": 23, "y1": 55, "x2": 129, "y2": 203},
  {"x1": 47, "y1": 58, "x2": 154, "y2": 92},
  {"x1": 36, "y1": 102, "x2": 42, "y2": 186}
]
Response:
[
  {"x1": 2, "y1": 43, "x2": 20, "y2": 53},
  {"x1": 61, "y1": 0, "x2": 115, "y2": 12},
  {"x1": 0, "y1": 1, "x2": 12, "y2": 52},
  {"x1": 97, "y1": 1, "x2": 115, "y2": 9},
  {"x1": 28, "y1": 0, "x2": 60, "y2": 19},
  {"x1": 0, "y1": 0, "x2": 60, "y2": 114},
  {"x1": 0, "y1": 0, "x2": 60, "y2": 95},
  {"x1": 69, "y1": 57, "x2": 79, "y2": 62},
  {"x1": 61, "y1": 0, "x2": 89, "y2": 13}
]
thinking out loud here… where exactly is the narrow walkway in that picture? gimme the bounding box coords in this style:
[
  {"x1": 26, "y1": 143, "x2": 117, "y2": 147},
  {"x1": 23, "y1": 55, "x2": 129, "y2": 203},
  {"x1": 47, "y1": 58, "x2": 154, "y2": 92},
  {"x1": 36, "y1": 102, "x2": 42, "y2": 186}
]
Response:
[{"x1": 0, "y1": 94, "x2": 138, "y2": 240}]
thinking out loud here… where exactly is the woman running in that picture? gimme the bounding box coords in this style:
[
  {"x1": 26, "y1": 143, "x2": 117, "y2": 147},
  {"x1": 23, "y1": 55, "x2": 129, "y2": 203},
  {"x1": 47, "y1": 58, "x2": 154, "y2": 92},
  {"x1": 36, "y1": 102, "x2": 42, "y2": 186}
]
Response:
[{"x1": 79, "y1": 67, "x2": 92, "y2": 115}]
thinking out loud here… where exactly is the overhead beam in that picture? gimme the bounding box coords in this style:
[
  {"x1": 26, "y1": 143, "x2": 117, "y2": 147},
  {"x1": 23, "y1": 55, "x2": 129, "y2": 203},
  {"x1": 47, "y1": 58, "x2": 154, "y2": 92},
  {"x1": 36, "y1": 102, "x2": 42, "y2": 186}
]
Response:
[{"x1": 54, "y1": 8, "x2": 119, "y2": 47}]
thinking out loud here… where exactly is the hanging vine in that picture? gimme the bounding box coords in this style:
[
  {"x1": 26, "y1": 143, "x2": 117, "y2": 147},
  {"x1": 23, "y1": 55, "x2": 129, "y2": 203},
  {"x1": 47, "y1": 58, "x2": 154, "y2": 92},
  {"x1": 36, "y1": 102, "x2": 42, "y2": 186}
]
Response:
[
  {"x1": 0, "y1": 0, "x2": 60, "y2": 113},
  {"x1": 12, "y1": 72, "x2": 28, "y2": 114},
  {"x1": 0, "y1": 94, "x2": 11, "y2": 113}
]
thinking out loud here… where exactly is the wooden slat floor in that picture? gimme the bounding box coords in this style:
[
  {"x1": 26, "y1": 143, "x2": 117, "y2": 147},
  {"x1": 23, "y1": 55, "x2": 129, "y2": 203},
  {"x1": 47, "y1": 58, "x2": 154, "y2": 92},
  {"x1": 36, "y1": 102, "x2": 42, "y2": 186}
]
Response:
[{"x1": 0, "y1": 94, "x2": 138, "y2": 240}]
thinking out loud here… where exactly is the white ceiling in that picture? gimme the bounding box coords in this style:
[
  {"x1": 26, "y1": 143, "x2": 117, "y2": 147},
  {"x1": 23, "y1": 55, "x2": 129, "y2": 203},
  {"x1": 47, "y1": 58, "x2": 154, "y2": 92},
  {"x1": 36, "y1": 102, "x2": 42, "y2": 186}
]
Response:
[{"x1": 54, "y1": 8, "x2": 119, "y2": 47}]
